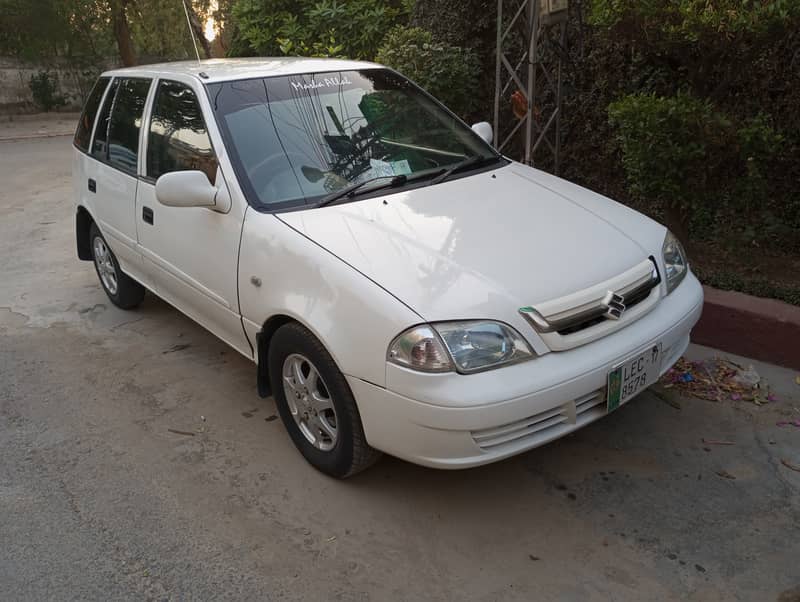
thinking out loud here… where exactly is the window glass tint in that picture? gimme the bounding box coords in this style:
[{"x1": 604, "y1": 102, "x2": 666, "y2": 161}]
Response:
[
  {"x1": 74, "y1": 77, "x2": 109, "y2": 152},
  {"x1": 107, "y1": 78, "x2": 151, "y2": 174},
  {"x1": 92, "y1": 79, "x2": 119, "y2": 160},
  {"x1": 147, "y1": 80, "x2": 216, "y2": 184},
  {"x1": 208, "y1": 69, "x2": 495, "y2": 209}
]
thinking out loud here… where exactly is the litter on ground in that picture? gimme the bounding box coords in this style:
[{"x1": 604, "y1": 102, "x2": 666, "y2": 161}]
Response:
[
  {"x1": 781, "y1": 459, "x2": 800, "y2": 473},
  {"x1": 661, "y1": 358, "x2": 774, "y2": 404}
]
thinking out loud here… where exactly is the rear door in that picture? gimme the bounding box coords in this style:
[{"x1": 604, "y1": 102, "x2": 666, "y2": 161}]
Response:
[
  {"x1": 89, "y1": 77, "x2": 152, "y2": 284},
  {"x1": 73, "y1": 75, "x2": 110, "y2": 224},
  {"x1": 135, "y1": 77, "x2": 251, "y2": 357}
]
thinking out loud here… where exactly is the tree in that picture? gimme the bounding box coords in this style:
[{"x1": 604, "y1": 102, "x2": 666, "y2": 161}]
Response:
[
  {"x1": 183, "y1": 0, "x2": 213, "y2": 59},
  {"x1": 109, "y1": 0, "x2": 136, "y2": 66},
  {"x1": 0, "y1": 0, "x2": 112, "y2": 62},
  {"x1": 0, "y1": 0, "x2": 228, "y2": 67}
]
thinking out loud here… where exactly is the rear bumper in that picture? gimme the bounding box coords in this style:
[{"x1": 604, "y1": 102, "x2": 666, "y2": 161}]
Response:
[{"x1": 348, "y1": 273, "x2": 703, "y2": 469}]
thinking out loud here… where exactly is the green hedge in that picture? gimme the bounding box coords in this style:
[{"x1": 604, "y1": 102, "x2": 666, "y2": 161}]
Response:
[
  {"x1": 607, "y1": 93, "x2": 781, "y2": 241},
  {"x1": 376, "y1": 27, "x2": 480, "y2": 117}
]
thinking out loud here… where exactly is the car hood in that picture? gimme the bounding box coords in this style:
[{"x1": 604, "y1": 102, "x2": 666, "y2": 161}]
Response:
[{"x1": 277, "y1": 162, "x2": 658, "y2": 324}]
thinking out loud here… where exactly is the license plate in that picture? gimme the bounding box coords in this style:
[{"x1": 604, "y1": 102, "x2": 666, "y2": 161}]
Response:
[{"x1": 607, "y1": 343, "x2": 663, "y2": 412}]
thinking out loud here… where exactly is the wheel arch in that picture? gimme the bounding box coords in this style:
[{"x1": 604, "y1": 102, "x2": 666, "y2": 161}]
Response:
[
  {"x1": 256, "y1": 314, "x2": 300, "y2": 398},
  {"x1": 76, "y1": 205, "x2": 95, "y2": 261},
  {"x1": 255, "y1": 313, "x2": 350, "y2": 400}
]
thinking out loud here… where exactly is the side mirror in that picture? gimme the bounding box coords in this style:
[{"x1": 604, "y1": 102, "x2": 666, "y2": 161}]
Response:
[
  {"x1": 471, "y1": 121, "x2": 494, "y2": 145},
  {"x1": 155, "y1": 170, "x2": 218, "y2": 210}
]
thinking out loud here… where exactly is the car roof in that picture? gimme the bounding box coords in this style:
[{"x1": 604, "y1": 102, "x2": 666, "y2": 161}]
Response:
[{"x1": 102, "y1": 57, "x2": 383, "y2": 83}]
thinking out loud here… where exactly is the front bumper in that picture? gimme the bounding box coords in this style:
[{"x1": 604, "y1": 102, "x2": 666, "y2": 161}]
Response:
[{"x1": 347, "y1": 272, "x2": 704, "y2": 469}]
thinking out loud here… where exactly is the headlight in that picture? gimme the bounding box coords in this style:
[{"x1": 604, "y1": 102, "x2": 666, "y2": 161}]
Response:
[
  {"x1": 387, "y1": 325, "x2": 454, "y2": 373},
  {"x1": 388, "y1": 321, "x2": 534, "y2": 374},
  {"x1": 662, "y1": 230, "x2": 688, "y2": 294}
]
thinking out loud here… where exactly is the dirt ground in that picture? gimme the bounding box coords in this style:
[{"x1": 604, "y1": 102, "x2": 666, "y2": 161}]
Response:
[{"x1": 1, "y1": 128, "x2": 800, "y2": 601}]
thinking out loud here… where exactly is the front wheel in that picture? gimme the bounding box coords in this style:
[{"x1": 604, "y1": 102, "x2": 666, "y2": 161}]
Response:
[
  {"x1": 268, "y1": 323, "x2": 381, "y2": 478},
  {"x1": 90, "y1": 223, "x2": 145, "y2": 309}
]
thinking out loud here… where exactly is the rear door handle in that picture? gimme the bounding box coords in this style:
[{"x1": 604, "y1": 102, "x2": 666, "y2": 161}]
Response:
[
  {"x1": 142, "y1": 206, "x2": 154, "y2": 225},
  {"x1": 88, "y1": 178, "x2": 96, "y2": 193}
]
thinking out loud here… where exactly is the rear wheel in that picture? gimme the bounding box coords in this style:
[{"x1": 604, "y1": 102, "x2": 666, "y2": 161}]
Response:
[
  {"x1": 268, "y1": 322, "x2": 381, "y2": 478},
  {"x1": 90, "y1": 223, "x2": 145, "y2": 309}
]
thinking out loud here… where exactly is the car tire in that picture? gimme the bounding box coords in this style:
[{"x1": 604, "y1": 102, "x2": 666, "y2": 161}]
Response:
[
  {"x1": 268, "y1": 322, "x2": 381, "y2": 478},
  {"x1": 89, "y1": 223, "x2": 145, "y2": 310}
]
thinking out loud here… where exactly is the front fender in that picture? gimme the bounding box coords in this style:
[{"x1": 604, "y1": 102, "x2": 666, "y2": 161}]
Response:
[{"x1": 239, "y1": 208, "x2": 422, "y2": 388}]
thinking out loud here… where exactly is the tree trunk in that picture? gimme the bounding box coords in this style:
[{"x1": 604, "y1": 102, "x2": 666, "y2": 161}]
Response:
[
  {"x1": 110, "y1": 0, "x2": 136, "y2": 66},
  {"x1": 184, "y1": 0, "x2": 214, "y2": 59}
]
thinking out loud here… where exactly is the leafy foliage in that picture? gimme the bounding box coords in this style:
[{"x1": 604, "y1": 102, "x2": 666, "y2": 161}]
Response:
[
  {"x1": 589, "y1": 0, "x2": 800, "y2": 39},
  {"x1": 376, "y1": 27, "x2": 480, "y2": 117},
  {"x1": 551, "y1": 0, "x2": 800, "y2": 260},
  {"x1": 231, "y1": 0, "x2": 407, "y2": 59},
  {"x1": 29, "y1": 71, "x2": 66, "y2": 111},
  {"x1": 608, "y1": 93, "x2": 781, "y2": 240},
  {"x1": 410, "y1": 0, "x2": 498, "y2": 119},
  {"x1": 692, "y1": 264, "x2": 800, "y2": 307},
  {"x1": 0, "y1": 0, "x2": 114, "y2": 62}
]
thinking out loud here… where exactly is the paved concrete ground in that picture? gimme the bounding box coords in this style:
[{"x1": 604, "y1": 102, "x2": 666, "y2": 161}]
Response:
[
  {"x1": 0, "y1": 112, "x2": 80, "y2": 141},
  {"x1": 1, "y1": 131, "x2": 799, "y2": 601}
]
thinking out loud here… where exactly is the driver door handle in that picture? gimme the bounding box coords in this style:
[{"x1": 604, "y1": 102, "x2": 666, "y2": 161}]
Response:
[{"x1": 142, "y1": 206, "x2": 154, "y2": 225}]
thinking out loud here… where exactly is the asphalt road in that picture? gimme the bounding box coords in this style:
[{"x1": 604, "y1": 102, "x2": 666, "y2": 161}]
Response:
[{"x1": 1, "y1": 133, "x2": 799, "y2": 601}]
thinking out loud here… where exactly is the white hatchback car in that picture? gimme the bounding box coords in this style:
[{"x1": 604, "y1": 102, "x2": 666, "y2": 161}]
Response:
[{"x1": 73, "y1": 58, "x2": 703, "y2": 477}]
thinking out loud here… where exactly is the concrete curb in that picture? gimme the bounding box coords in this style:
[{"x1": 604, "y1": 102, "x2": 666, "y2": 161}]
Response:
[
  {"x1": 0, "y1": 132, "x2": 73, "y2": 142},
  {"x1": 692, "y1": 285, "x2": 800, "y2": 370}
]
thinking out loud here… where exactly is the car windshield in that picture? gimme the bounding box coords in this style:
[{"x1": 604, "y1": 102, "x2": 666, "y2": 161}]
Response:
[{"x1": 207, "y1": 69, "x2": 499, "y2": 210}]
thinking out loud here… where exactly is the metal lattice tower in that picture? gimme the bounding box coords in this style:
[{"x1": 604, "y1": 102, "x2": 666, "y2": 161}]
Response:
[{"x1": 493, "y1": 0, "x2": 568, "y2": 172}]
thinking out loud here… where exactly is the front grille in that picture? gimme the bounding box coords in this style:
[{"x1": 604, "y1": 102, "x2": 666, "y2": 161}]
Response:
[
  {"x1": 471, "y1": 390, "x2": 605, "y2": 451},
  {"x1": 519, "y1": 258, "x2": 663, "y2": 351},
  {"x1": 555, "y1": 272, "x2": 658, "y2": 335}
]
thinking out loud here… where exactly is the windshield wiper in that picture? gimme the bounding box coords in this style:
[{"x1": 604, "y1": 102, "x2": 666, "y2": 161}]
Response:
[
  {"x1": 430, "y1": 155, "x2": 502, "y2": 185},
  {"x1": 316, "y1": 174, "x2": 407, "y2": 208}
]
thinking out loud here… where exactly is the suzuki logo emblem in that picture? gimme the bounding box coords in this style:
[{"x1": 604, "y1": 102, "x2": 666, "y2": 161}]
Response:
[{"x1": 602, "y1": 291, "x2": 626, "y2": 320}]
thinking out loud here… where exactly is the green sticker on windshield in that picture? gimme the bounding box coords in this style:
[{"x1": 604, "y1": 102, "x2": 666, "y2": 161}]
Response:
[
  {"x1": 369, "y1": 159, "x2": 412, "y2": 178},
  {"x1": 390, "y1": 160, "x2": 411, "y2": 176}
]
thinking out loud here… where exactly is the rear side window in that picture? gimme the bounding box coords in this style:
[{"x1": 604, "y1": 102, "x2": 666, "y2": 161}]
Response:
[
  {"x1": 107, "y1": 78, "x2": 152, "y2": 174},
  {"x1": 74, "y1": 77, "x2": 110, "y2": 152},
  {"x1": 147, "y1": 80, "x2": 216, "y2": 184},
  {"x1": 92, "y1": 79, "x2": 119, "y2": 160}
]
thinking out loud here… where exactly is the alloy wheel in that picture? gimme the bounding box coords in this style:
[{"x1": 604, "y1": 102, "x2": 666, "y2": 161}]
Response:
[
  {"x1": 92, "y1": 236, "x2": 118, "y2": 295},
  {"x1": 282, "y1": 353, "x2": 338, "y2": 451}
]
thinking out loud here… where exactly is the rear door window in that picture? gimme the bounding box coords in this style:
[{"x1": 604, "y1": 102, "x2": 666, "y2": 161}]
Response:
[
  {"x1": 74, "y1": 77, "x2": 110, "y2": 152},
  {"x1": 147, "y1": 80, "x2": 216, "y2": 184},
  {"x1": 107, "y1": 78, "x2": 152, "y2": 174},
  {"x1": 91, "y1": 79, "x2": 119, "y2": 160}
]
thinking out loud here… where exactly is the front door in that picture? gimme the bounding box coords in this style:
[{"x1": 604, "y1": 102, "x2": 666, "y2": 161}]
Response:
[{"x1": 135, "y1": 78, "x2": 250, "y2": 357}]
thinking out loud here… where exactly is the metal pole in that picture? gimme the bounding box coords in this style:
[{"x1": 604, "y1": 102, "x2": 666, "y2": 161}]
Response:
[
  {"x1": 554, "y1": 20, "x2": 566, "y2": 174},
  {"x1": 524, "y1": 0, "x2": 539, "y2": 165},
  {"x1": 494, "y1": 0, "x2": 566, "y2": 168},
  {"x1": 493, "y1": 0, "x2": 503, "y2": 148},
  {"x1": 524, "y1": 0, "x2": 538, "y2": 165}
]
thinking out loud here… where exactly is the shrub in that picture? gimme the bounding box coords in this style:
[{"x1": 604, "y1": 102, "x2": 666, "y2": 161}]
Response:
[
  {"x1": 29, "y1": 71, "x2": 65, "y2": 112},
  {"x1": 231, "y1": 0, "x2": 406, "y2": 59},
  {"x1": 589, "y1": 0, "x2": 799, "y2": 40},
  {"x1": 608, "y1": 92, "x2": 781, "y2": 242},
  {"x1": 376, "y1": 27, "x2": 480, "y2": 117}
]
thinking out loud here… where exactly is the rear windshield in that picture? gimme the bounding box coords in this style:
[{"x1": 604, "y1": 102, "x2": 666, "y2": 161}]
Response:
[
  {"x1": 207, "y1": 69, "x2": 496, "y2": 211},
  {"x1": 74, "y1": 77, "x2": 110, "y2": 152}
]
